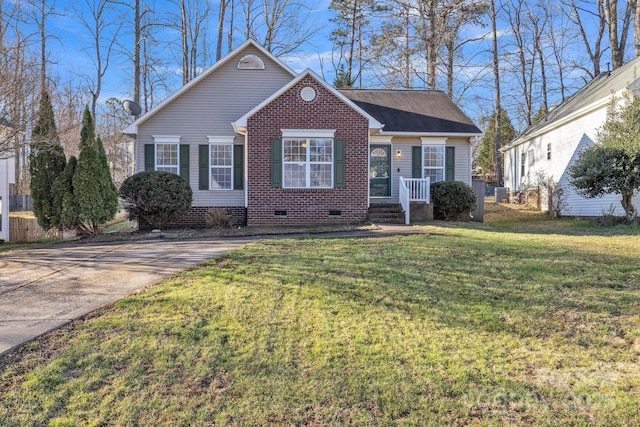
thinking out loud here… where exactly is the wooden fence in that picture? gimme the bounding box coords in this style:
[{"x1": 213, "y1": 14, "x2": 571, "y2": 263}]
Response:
[
  {"x1": 9, "y1": 195, "x2": 33, "y2": 211},
  {"x1": 8, "y1": 217, "x2": 75, "y2": 242}
]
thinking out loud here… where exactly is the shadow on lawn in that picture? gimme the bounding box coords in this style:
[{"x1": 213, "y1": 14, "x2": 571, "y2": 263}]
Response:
[{"x1": 217, "y1": 233, "x2": 639, "y2": 342}]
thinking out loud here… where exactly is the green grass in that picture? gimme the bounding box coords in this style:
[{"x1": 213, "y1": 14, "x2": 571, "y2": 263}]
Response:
[{"x1": 1, "y1": 210, "x2": 640, "y2": 425}]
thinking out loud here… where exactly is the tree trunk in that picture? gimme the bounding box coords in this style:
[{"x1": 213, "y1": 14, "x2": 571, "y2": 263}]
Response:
[
  {"x1": 635, "y1": 1, "x2": 640, "y2": 57},
  {"x1": 621, "y1": 193, "x2": 635, "y2": 220},
  {"x1": 491, "y1": 0, "x2": 502, "y2": 186},
  {"x1": 181, "y1": 0, "x2": 188, "y2": 84},
  {"x1": 133, "y1": 0, "x2": 141, "y2": 114},
  {"x1": 39, "y1": 0, "x2": 46, "y2": 90},
  {"x1": 216, "y1": 0, "x2": 226, "y2": 60}
]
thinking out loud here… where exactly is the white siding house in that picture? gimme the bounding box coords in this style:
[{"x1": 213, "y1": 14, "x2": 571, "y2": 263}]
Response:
[
  {"x1": 0, "y1": 119, "x2": 15, "y2": 241},
  {"x1": 0, "y1": 157, "x2": 10, "y2": 241},
  {"x1": 502, "y1": 57, "x2": 640, "y2": 217}
]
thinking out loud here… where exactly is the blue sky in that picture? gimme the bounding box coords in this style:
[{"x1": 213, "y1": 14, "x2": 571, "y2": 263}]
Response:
[{"x1": 21, "y1": 0, "x2": 615, "y2": 130}]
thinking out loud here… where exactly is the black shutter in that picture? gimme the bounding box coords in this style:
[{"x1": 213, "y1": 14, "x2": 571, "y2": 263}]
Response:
[
  {"x1": 445, "y1": 146, "x2": 455, "y2": 181},
  {"x1": 271, "y1": 138, "x2": 282, "y2": 188},
  {"x1": 144, "y1": 144, "x2": 154, "y2": 172},
  {"x1": 334, "y1": 138, "x2": 345, "y2": 188},
  {"x1": 199, "y1": 144, "x2": 209, "y2": 190},
  {"x1": 412, "y1": 146, "x2": 422, "y2": 178},
  {"x1": 233, "y1": 145, "x2": 244, "y2": 190},
  {"x1": 179, "y1": 144, "x2": 189, "y2": 181}
]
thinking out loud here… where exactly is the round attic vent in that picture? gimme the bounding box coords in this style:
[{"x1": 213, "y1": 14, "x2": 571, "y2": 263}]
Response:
[{"x1": 300, "y1": 87, "x2": 316, "y2": 102}]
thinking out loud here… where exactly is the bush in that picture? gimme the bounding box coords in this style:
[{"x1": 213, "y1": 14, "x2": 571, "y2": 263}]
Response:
[
  {"x1": 430, "y1": 181, "x2": 477, "y2": 221},
  {"x1": 120, "y1": 171, "x2": 193, "y2": 229},
  {"x1": 205, "y1": 207, "x2": 232, "y2": 228}
]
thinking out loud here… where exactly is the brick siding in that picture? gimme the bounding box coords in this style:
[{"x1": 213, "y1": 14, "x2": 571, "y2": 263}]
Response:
[
  {"x1": 246, "y1": 75, "x2": 370, "y2": 226},
  {"x1": 138, "y1": 206, "x2": 247, "y2": 229}
]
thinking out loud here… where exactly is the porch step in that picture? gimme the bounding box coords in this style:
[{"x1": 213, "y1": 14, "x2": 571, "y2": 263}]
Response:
[{"x1": 367, "y1": 203, "x2": 405, "y2": 224}]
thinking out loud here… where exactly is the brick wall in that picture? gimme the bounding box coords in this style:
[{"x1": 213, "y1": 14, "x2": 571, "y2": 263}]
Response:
[
  {"x1": 246, "y1": 75, "x2": 370, "y2": 226},
  {"x1": 138, "y1": 206, "x2": 247, "y2": 229}
]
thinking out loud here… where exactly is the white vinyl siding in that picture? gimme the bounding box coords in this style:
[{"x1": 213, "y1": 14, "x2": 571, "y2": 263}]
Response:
[
  {"x1": 135, "y1": 44, "x2": 293, "y2": 207},
  {"x1": 502, "y1": 103, "x2": 640, "y2": 216},
  {"x1": 370, "y1": 137, "x2": 473, "y2": 205}
]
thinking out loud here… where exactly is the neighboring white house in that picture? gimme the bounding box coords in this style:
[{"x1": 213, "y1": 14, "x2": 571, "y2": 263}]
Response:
[
  {"x1": 0, "y1": 118, "x2": 15, "y2": 241},
  {"x1": 502, "y1": 56, "x2": 640, "y2": 217}
]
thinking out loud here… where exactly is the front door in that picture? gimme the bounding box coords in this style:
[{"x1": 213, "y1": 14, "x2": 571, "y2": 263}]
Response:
[{"x1": 370, "y1": 145, "x2": 391, "y2": 197}]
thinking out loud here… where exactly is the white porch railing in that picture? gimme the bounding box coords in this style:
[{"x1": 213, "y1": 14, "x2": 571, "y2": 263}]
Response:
[{"x1": 399, "y1": 177, "x2": 431, "y2": 225}]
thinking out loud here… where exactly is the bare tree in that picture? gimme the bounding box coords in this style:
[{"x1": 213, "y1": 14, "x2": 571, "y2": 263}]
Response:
[
  {"x1": 561, "y1": 0, "x2": 606, "y2": 79},
  {"x1": 216, "y1": 0, "x2": 228, "y2": 61},
  {"x1": 416, "y1": 0, "x2": 441, "y2": 90},
  {"x1": 440, "y1": 0, "x2": 488, "y2": 99},
  {"x1": 367, "y1": 0, "x2": 417, "y2": 88},
  {"x1": 76, "y1": 0, "x2": 121, "y2": 120},
  {"x1": 238, "y1": 0, "x2": 319, "y2": 57},
  {"x1": 166, "y1": 0, "x2": 210, "y2": 84},
  {"x1": 601, "y1": 0, "x2": 634, "y2": 69},
  {"x1": 491, "y1": 0, "x2": 502, "y2": 186},
  {"x1": 0, "y1": 0, "x2": 39, "y2": 193}
]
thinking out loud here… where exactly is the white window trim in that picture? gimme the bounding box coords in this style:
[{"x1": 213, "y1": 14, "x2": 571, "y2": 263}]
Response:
[
  {"x1": 283, "y1": 137, "x2": 334, "y2": 189},
  {"x1": 281, "y1": 129, "x2": 336, "y2": 138},
  {"x1": 207, "y1": 137, "x2": 234, "y2": 191},
  {"x1": 153, "y1": 135, "x2": 181, "y2": 174},
  {"x1": 421, "y1": 137, "x2": 447, "y2": 146},
  {"x1": 153, "y1": 135, "x2": 181, "y2": 144},
  {"x1": 422, "y1": 145, "x2": 446, "y2": 183},
  {"x1": 371, "y1": 135, "x2": 392, "y2": 144},
  {"x1": 207, "y1": 136, "x2": 235, "y2": 144}
]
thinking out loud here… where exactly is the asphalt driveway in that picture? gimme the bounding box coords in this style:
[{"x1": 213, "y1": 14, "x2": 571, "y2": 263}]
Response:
[{"x1": 0, "y1": 237, "x2": 252, "y2": 355}]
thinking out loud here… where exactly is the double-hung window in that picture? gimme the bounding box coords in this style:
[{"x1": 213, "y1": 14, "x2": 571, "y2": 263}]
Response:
[
  {"x1": 414, "y1": 138, "x2": 453, "y2": 182},
  {"x1": 156, "y1": 144, "x2": 179, "y2": 174},
  {"x1": 283, "y1": 137, "x2": 333, "y2": 188},
  {"x1": 423, "y1": 146, "x2": 445, "y2": 183},
  {"x1": 209, "y1": 141, "x2": 233, "y2": 190},
  {"x1": 146, "y1": 136, "x2": 188, "y2": 181},
  {"x1": 199, "y1": 137, "x2": 242, "y2": 191}
]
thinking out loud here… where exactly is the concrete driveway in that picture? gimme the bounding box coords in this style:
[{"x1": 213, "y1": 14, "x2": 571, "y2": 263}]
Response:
[{"x1": 0, "y1": 237, "x2": 252, "y2": 355}]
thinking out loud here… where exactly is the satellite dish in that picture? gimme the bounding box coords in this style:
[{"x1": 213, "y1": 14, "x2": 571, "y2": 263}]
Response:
[{"x1": 122, "y1": 100, "x2": 142, "y2": 116}]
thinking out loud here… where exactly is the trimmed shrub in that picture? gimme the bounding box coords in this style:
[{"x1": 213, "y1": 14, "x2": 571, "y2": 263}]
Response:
[
  {"x1": 120, "y1": 171, "x2": 193, "y2": 229},
  {"x1": 431, "y1": 181, "x2": 477, "y2": 221}
]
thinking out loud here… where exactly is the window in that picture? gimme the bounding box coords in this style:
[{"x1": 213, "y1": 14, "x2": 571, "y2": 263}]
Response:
[
  {"x1": 209, "y1": 144, "x2": 233, "y2": 189},
  {"x1": 547, "y1": 143, "x2": 551, "y2": 160},
  {"x1": 283, "y1": 138, "x2": 333, "y2": 188},
  {"x1": 156, "y1": 143, "x2": 179, "y2": 174},
  {"x1": 521, "y1": 152, "x2": 526, "y2": 177},
  {"x1": 528, "y1": 149, "x2": 535, "y2": 166},
  {"x1": 423, "y1": 146, "x2": 445, "y2": 183}
]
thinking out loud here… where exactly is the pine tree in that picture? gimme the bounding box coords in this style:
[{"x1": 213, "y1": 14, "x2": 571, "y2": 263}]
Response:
[
  {"x1": 53, "y1": 155, "x2": 80, "y2": 230},
  {"x1": 72, "y1": 107, "x2": 118, "y2": 235},
  {"x1": 478, "y1": 107, "x2": 517, "y2": 181},
  {"x1": 29, "y1": 91, "x2": 66, "y2": 230},
  {"x1": 334, "y1": 63, "x2": 356, "y2": 88}
]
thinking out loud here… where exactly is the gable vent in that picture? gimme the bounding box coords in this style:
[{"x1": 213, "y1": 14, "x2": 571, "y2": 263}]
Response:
[{"x1": 237, "y1": 54, "x2": 265, "y2": 70}]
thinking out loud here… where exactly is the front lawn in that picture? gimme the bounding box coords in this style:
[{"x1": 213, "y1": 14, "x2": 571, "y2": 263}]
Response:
[{"x1": 1, "y1": 212, "x2": 639, "y2": 425}]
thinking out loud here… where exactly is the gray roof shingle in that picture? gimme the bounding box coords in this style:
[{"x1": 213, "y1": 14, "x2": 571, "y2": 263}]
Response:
[{"x1": 339, "y1": 89, "x2": 481, "y2": 134}]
